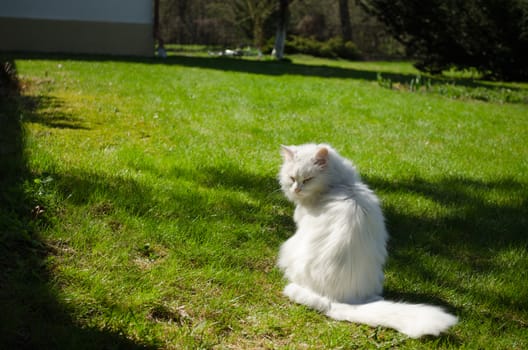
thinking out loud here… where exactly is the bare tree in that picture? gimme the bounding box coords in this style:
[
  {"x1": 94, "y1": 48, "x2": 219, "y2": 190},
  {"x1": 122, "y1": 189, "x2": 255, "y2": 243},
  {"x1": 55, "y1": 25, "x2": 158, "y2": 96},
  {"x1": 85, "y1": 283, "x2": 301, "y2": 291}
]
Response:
[
  {"x1": 273, "y1": 0, "x2": 289, "y2": 59},
  {"x1": 230, "y1": 0, "x2": 276, "y2": 49},
  {"x1": 338, "y1": 0, "x2": 352, "y2": 41}
]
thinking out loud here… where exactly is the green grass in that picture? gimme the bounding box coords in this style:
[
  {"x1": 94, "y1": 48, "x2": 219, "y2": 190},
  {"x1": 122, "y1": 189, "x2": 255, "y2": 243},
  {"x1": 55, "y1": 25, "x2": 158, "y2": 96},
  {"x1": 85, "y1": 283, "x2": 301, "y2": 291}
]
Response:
[{"x1": 1, "y1": 54, "x2": 527, "y2": 349}]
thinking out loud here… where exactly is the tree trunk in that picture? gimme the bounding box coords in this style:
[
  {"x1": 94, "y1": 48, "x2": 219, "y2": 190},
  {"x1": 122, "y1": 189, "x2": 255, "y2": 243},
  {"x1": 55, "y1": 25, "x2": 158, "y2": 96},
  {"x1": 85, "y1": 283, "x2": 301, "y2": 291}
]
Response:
[
  {"x1": 338, "y1": 0, "x2": 352, "y2": 41},
  {"x1": 254, "y1": 17, "x2": 265, "y2": 50},
  {"x1": 274, "y1": 0, "x2": 289, "y2": 59}
]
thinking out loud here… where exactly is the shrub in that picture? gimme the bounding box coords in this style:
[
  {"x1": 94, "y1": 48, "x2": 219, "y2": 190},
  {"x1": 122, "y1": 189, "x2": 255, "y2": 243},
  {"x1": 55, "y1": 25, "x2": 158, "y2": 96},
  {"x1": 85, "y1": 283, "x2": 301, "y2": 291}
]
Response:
[{"x1": 284, "y1": 36, "x2": 361, "y2": 59}]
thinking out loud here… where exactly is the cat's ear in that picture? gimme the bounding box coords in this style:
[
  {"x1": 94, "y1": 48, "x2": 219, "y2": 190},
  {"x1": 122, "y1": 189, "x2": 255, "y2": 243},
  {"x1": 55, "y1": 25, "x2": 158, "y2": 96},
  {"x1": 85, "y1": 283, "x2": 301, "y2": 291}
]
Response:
[
  {"x1": 314, "y1": 147, "x2": 328, "y2": 168},
  {"x1": 280, "y1": 145, "x2": 295, "y2": 161}
]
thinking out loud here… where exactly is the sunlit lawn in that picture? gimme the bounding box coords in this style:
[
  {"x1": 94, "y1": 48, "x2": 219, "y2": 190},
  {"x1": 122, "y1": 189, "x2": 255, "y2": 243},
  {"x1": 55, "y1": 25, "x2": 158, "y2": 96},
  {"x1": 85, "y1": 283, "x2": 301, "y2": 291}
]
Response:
[{"x1": 1, "y1": 53, "x2": 527, "y2": 349}]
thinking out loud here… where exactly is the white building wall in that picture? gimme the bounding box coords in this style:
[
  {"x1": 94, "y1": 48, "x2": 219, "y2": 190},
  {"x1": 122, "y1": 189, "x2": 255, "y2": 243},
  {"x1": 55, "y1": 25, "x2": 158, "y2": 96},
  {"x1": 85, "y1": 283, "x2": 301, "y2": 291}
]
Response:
[
  {"x1": 0, "y1": 0, "x2": 154, "y2": 56},
  {"x1": 0, "y1": 0, "x2": 152, "y2": 23}
]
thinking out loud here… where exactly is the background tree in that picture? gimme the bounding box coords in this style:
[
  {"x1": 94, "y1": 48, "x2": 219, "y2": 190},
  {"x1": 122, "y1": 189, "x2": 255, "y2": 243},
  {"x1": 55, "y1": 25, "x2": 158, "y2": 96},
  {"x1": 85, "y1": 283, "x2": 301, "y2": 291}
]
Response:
[
  {"x1": 159, "y1": 0, "x2": 403, "y2": 59},
  {"x1": 273, "y1": 0, "x2": 290, "y2": 59},
  {"x1": 229, "y1": 0, "x2": 277, "y2": 49},
  {"x1": 338, "y1": 0, "x2": 352, "y2": 41},
  {"x1": 362, "y1": 0, "x2": 528, "y2": 81}
]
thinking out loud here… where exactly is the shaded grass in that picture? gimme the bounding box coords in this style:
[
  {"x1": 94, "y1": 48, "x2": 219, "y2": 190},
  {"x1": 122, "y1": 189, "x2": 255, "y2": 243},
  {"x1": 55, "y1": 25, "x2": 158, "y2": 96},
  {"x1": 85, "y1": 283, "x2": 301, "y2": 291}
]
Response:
[
  {"x1": 0, "y1": 61, "x2": 154, "y2": 349},
  {"x1": 1, "y1": 54, "x2": 527, "y2": 349}
]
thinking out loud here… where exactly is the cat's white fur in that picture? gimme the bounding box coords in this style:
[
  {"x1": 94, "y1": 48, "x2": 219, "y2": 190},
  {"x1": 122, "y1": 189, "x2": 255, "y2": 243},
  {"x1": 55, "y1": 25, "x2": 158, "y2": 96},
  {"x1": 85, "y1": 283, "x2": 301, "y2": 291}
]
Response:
[{"x1": 277, "y1": 143, "x2": 457, "y2": 338}]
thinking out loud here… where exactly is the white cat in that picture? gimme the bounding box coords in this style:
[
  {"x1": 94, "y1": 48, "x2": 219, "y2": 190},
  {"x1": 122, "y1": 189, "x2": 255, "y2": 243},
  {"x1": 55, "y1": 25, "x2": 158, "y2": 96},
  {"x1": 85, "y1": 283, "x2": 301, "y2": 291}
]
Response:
[{"x1": 277, "y1": 143, "x2": 457, "y2": 338}]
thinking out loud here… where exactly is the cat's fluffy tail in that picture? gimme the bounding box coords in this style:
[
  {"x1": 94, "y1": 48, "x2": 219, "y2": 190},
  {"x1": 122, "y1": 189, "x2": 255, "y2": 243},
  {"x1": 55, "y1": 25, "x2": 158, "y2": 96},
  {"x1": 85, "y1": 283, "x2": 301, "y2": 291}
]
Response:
[
  {"x1": 283, "y1": 283, "x2": 457, "y2": 338},
  {"x1": 326, "y1": 300, "x2": 458, "y2": 338}
]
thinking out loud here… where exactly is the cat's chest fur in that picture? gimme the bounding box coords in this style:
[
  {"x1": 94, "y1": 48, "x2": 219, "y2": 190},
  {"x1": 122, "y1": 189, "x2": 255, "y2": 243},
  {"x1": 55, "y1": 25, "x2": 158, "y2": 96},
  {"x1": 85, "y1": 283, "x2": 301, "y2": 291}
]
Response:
[{"x1": 278, "y1": 196, "x2": 387, "y2": 303}]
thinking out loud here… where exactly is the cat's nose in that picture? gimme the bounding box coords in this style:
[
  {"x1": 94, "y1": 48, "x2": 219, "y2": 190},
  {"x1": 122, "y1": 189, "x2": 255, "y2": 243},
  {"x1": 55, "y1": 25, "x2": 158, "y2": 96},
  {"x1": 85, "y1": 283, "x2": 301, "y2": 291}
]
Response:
[{"x1": 294, "y1": 186, "x2": 302, "y2": 193}]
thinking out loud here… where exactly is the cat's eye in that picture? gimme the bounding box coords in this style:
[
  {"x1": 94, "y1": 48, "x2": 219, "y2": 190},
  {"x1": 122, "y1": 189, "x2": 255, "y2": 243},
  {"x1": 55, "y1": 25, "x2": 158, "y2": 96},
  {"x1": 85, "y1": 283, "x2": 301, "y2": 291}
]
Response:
[
  {"x1": 303, "y1": 177, "x2": 314, "y2": 184},
  {"x1": 290, "y1": 176, "x2": 296, "y2": 183}
]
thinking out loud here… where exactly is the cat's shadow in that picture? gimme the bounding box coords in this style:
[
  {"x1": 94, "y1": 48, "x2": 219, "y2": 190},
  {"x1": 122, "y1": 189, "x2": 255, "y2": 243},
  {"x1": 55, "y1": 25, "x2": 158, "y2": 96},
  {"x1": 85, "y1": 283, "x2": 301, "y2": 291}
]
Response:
[{"x1": 383, "y1": 289, "x2": 457, "y2": 313}]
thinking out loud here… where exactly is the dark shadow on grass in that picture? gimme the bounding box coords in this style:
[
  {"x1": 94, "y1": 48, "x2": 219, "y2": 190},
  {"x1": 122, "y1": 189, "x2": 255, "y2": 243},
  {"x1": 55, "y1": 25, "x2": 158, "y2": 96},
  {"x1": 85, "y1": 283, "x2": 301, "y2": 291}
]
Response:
[
  {"x1": 19, "y1": 94, "x2": 89, "y2": 130},
  {"x1": 6, "y1": 52, "x2": 527, "y2": 96},
  {"x1": 37, "y1": 159, "x2": 293, "y2": 274},
  {"x1": 0, "y1": 60, "x2": 153, "y2": 349},
  {"x1": 364, "y1": 176, "x2": 528, "y2": 254},
  {"x1": 171, "y1": 164, "x2": 294, "y2": 240},
  {"x1": 363, "y1": 174, "x2": 528, "y2": 322}
]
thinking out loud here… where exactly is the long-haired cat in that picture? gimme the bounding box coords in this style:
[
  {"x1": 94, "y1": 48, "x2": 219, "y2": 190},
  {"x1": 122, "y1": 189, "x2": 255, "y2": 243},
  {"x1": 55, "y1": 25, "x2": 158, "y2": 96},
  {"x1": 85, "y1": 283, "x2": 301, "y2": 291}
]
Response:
[{"x1": 277, "y1": 143, "x2": 457, "y2": 338}]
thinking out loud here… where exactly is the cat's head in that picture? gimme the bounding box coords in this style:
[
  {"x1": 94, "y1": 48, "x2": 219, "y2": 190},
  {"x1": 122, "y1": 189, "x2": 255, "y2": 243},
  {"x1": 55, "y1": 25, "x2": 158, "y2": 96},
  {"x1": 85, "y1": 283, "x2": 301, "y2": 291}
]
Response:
[{"x1": 279, "y1": 143, "x2": 330, "y2": 203}]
